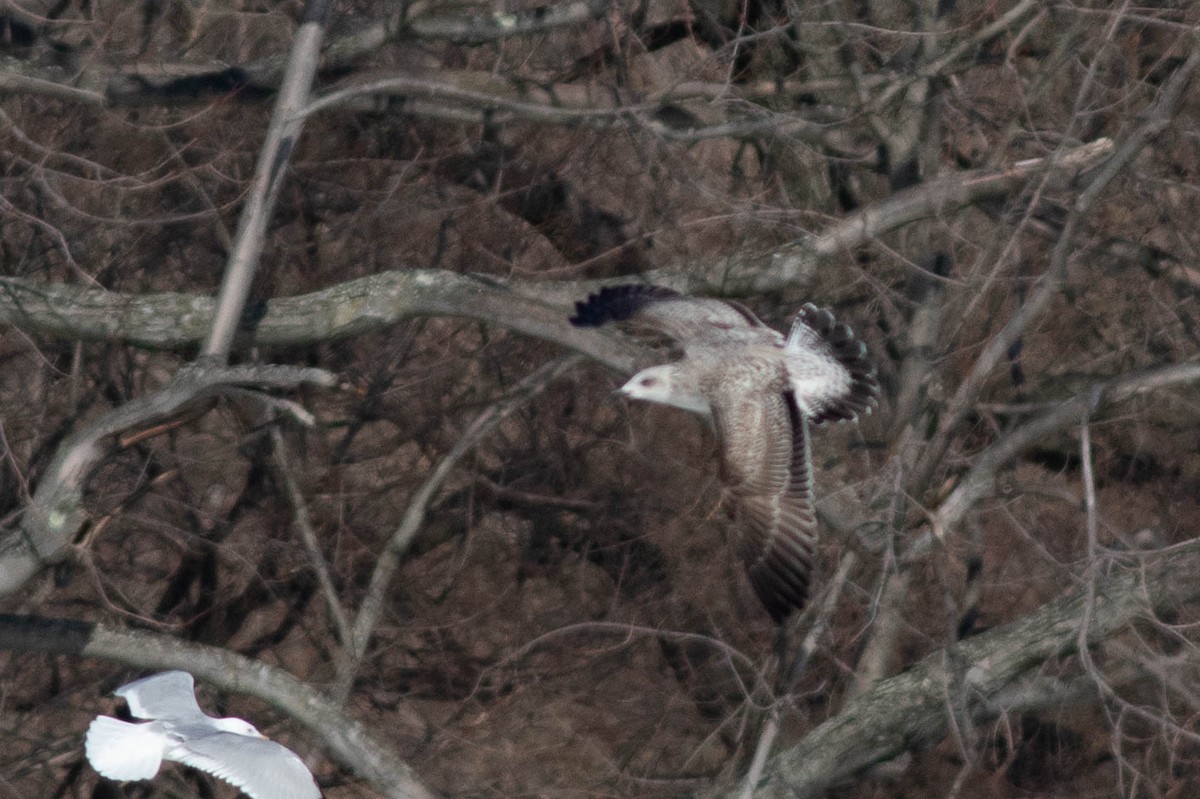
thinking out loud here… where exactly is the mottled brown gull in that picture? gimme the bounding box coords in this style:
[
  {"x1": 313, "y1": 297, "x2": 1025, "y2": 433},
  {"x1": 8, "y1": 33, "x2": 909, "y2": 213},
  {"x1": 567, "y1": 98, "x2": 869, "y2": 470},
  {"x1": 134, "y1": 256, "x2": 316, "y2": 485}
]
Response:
[{"x1": 571, "y1": 285, "x2": 878, "y2": 621}]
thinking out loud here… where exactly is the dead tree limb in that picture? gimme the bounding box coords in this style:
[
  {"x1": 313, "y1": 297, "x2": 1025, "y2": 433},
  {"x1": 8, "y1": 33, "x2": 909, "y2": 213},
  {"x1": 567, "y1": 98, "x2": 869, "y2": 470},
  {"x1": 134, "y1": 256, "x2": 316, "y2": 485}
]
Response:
[
  {"x1": 0, "y1": 137, "x2": 1113, "y2": 357},
  {"x1": 203, "y1": 1, "x2": 330, "y2": 358},
  {"x1": 0, "y1": 363, "x2": 335, "y2": 597},
  {"x1": 333, "y1": 354, "x2": 582, "y2": 702},
  {"x1": 933, "y1": 361, "x2": 1200, "y2": 537},
  {"x1": 734, "y1": 537, "x2": 1200, "y2": 798}
]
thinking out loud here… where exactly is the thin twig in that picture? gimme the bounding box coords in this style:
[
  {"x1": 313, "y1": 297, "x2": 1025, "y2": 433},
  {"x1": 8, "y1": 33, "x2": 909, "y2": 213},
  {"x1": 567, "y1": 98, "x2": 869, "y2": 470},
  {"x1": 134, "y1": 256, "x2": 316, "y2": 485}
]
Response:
[
  {"x1": 268, "y1": 425, "x2": 354, "y2": 654},
  {"x1": 332, "y1": 355, "x2": 581, "y2": 702}
]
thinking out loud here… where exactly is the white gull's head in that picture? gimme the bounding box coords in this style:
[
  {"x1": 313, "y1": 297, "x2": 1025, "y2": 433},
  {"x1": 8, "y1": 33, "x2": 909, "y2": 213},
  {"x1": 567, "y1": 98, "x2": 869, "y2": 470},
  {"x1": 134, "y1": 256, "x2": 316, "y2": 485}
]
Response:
[{"x1": 618, "y1": 365, "x2": 710, "y2": 415}]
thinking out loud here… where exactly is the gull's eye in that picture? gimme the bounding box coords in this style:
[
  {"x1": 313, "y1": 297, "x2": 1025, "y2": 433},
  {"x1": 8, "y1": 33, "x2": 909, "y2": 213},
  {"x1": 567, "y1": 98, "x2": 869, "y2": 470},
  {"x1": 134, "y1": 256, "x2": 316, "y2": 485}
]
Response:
[{"x1": 639, "y1": 377, "x2": 658, "y2": 388}]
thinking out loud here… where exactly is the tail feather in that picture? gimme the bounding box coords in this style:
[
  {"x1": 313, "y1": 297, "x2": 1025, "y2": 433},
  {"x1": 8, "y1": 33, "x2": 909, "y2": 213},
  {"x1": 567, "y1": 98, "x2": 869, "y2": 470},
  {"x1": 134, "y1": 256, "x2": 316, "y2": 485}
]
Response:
[
  {"x1": 85, "y1": 716, "x2": 165, "y2": 781},
  {"x1": 789, "y1": 304, "x2": 879, "y2": 424}
]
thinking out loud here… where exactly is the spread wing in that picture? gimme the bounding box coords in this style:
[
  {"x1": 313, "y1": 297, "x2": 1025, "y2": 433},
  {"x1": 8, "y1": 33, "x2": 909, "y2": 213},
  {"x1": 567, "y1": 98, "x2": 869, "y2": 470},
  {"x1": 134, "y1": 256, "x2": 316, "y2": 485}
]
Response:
[
  {"x1": 569, "y1": 284, "x2": 766, "y2": 350},
  {"x1": 709, "y1": 371, "x2": 816, "y2": 622},
  {"x1": 85, "y1": 716, "x2": 168, "y2": 780},
  {"x1": 115, "y1": 671, "x2": 208, "y2": 723},
  {"x1": 174, "y1": 733, "x2": 321, "y2": 799}
]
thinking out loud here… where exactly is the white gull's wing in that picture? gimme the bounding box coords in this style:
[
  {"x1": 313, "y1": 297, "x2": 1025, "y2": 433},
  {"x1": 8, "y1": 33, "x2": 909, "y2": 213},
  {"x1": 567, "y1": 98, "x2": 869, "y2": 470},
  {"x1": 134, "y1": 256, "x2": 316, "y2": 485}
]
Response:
[
  {"x1": 709, "y1": 367, "x2": 816, "y2": 621},
  {"x1": 85, "y1": 715, "x2": 168, "y2": 780},
  {"x1": 115, "y1": 671, "x2": 207, "y2": 722},
  {"x1": 173, "y1": 732, "x2": 321, "y2": 799}
]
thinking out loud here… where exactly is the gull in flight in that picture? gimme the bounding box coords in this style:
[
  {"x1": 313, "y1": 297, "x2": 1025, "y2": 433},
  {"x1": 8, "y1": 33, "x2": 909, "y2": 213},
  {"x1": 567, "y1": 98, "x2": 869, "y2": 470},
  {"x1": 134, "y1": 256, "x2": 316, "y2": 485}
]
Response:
[
  {"x1": 571, "y1": 285, "x2": 878, "y2": 621},
  {"x1": 85, "y1": 670, "x2": 320, "y2": 799}
]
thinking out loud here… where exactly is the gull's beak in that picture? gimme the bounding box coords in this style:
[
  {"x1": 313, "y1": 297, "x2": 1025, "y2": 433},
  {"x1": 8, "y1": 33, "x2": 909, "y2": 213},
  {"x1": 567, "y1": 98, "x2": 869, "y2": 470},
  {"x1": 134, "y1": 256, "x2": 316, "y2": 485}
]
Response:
[{"x1": 612, "y1": 376, "x2": 636, "y2": 399}]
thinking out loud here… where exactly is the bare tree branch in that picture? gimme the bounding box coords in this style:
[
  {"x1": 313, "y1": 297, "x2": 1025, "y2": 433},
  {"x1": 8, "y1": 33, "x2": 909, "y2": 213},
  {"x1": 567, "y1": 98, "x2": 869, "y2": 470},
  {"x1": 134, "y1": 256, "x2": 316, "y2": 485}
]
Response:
[
  {"x1": 933, "y1": 362, "x2": 1200, "y2": 536},
  {"x1": 0, "y1": 363, "x2": 335, "y2": 597},
  {"x1": 404, "y1": 0, "x2": 611, "y2": 44},
  {"x1": 0, "y1": 271, "x2": 642, "y2": 372},
  {"x1": 0, "y1": 0, "x2": 612, "y2": 107},
  {"x1": 333, "y1": 354, "x2": 582, "y2": 701},
  {"x1": 268, "y1": 423, "x2": 354, "y2": 654},
  {"x1": 912, "y1": 39, "x2": 1200, "y2": 497},
  {"x1": 0, "y1": 137, "x2": 1113, "y2": 358},
  {"x1": 735, "y1": 537, "x2": 1200, "y2": 798},
  {"x1": 203, "y1": 1, "x2": 330, "y2": 358}
]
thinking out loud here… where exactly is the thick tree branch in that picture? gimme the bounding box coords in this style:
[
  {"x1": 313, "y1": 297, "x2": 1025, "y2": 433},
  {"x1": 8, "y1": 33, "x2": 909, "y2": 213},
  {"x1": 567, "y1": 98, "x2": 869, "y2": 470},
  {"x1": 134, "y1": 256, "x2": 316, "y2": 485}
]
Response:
[
  {"x1": 404, "y1": 0, "x2": 611, "y2": 44},
  {"x1": 203, "y1": 0, "x2": 330, "y2": 358},
  {"x1": 0, "y1": 137, "x2": 1112, "y2": 356},
  {"x1": 0, "y1": 363, "x2": 335, "y2": 597},
  {"x1": 736, "y1": 536, "x2": 1200, "y2": 798},
  {"x1": 303, "y1": 71, "x2": 864, "y2": 156},
  {"x1": 0, "y1": 1, "x2": 612, "y2": 106},
  {"x1": 0, "y1": 271, "x2": 642, "y2": 371}
]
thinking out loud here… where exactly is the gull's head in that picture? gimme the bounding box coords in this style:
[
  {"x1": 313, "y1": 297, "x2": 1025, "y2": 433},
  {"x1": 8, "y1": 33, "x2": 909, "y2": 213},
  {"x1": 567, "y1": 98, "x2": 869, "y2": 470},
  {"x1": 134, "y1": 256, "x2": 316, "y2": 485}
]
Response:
[
  {"x1": 618, "y1": 365, "x2": 709, "y2": 415},
  {"x1": 214, "y1": 717, "x2": 266, "y2": 739},
  {"x1": 619, "y1": 365, "x2": 676, "y2": 404}
]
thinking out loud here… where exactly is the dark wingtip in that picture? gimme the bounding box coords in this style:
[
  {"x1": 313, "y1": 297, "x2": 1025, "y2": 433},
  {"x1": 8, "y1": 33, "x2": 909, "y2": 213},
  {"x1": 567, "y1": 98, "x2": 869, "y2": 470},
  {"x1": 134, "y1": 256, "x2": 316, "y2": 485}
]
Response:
[
  {"x1": 750, "y1": 568, "x2": 809, "y2": 623},
  {"x1": 569, "y1": 284, "x2": 680, "y2": 327}
]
